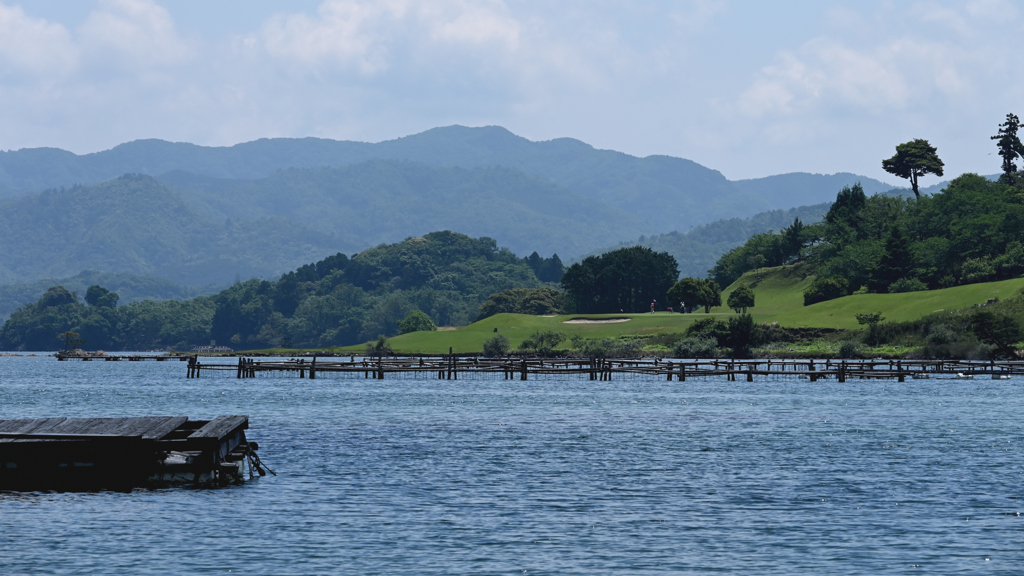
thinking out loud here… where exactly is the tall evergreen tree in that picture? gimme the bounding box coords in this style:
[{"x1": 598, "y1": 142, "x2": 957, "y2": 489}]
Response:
[
  {"x1": 781, "y1": 218, "x2": 805, "y2": 262},
  {"x1": 868, "y1": 227, "x2": 914, "y2": 293},
  {"x1": 991, "y1": 113, "x2": 1024, "y2": 184}
]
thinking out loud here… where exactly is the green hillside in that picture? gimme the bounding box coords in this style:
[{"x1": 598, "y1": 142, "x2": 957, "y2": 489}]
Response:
[
  {"x1": 339, "y1": 266, "x2": 1024, "y2": 354},
  {"x1": 340, "y1": 312, "x2": 715, "y2": 354},
  {"x1": 718, "y1": 265, "x2": 1024, "y2": 329},
  {"x1": 160, "y1": 160, "x2": 645, "y2": 258},
  {"x1": 0, "y1": 175, "x2": 337, "y2": 285}
]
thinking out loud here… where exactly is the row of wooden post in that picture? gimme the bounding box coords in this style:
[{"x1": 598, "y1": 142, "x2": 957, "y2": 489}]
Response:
[{"x1": 189, "y1": 356, "x2": 1011, "y2": 381}]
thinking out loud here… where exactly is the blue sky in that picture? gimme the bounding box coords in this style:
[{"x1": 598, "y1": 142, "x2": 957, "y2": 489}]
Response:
[{"x1": 1, "y1": 0, "x2": 1021, "y2": 183}]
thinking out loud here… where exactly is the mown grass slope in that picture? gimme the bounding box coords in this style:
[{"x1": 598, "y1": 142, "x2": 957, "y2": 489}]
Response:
[
  {"x1": 713, "y1": 264, "x2": 814, "y2": 319},
  {"x1": 325, "y1": 265, "x2": 1024, "y2": 354},
  {"x1": 338, "y1": 312, "x2": 727, "y2": 354},
  {"x1": 721, "y1": 264, "x2": 1024, "y2": 329}
]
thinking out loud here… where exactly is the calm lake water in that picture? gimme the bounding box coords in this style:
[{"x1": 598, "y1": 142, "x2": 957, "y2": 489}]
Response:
[{"x1": 1, "y1": 355, "x2": 1023, "y2": 574}]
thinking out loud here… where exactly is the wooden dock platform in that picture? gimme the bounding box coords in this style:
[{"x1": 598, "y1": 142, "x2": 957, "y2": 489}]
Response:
[
  {"x1": 56, "y1": 352, "x2": 191, "y2": 362},
  {"x1": 183, "y1": 355, "x2": 1024, "y2": 382},
  {"x1": 0, "y1": 415, "x2": 269, "y2": 491}
]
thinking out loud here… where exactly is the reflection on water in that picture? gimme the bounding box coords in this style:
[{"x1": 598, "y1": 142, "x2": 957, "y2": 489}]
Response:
[{"x1": 1, "y1": 356, "x2": 1022, "y2": 574}]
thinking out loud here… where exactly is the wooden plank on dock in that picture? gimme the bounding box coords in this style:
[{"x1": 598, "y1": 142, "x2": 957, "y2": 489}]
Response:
[
  {"x1": 136, "y1": 416, "x2": 190, "y2": 440},
  {"x1": 188, "y1": 415, "x2": 248, "y2": 440}
]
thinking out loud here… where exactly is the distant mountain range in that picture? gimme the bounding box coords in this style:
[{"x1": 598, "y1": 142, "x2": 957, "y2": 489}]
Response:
[{"x1": 0, "y1": 125, "x2": 910, "y2": 288}]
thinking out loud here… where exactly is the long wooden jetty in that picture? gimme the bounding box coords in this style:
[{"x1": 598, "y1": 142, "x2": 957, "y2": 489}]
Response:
[
  {"x1": 0, "y1": 415, "x2": 269, "y2": 491},
  {"x1": 56, "y1": 352, "x2": 191, "y2": 362},
  {"x1": 184, "y1": 355, "x2": 1024, "y2": 382}
]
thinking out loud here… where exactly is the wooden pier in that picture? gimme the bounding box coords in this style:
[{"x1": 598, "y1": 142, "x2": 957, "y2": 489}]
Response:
[
  {"x1": 0, "y1": 415, "x2": 269, "y2": 491},
  {"x1": 56, "y1": 352, "x2": 191, "y2": 362},
  {"x1": 184, "y1": 355, "x2": 1024, "y2": 382}
]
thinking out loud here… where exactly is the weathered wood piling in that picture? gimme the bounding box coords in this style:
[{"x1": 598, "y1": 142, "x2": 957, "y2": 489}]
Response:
[{"x1": 175, "y1": 356, "x2": 1024, "y2": 381}]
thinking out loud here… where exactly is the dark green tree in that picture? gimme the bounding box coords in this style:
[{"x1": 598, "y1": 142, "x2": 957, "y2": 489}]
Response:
[
  {"x1": 273, "y1": 272, "x2": 303, "y2": 316},
  {"x1": 398, "y1": 310, "x2": 437, "y2": 334},
  {"x1": 668, "y1": 278, "x2": 705, "y2": 313},
  {"x1": 517, "y1": 287, "x2": 562, "y2": 315},
  {"x1": 365, "y1": 334, "x2": 392, "y2": 357},
  {"x1": 722, "y1": 314, "x2": 760, "y2": 358},
  {"x1": 78, "y1": 313, "x2": 114, "y2": 349},
  {"x1": 824, "y1": 183, "x2": 868, "y2": 240},
  {"x1": 477, "y1": 288, "x2": 561, "y2": 319},
  {"x1": 781, "y1": 218, "x2": 805, "y2": 261},
  {"x1": 517, "y1": 330, "x2": 566, "y2": 356},
  {"x1": 727, "y1": 285, "x2": 755, "y2": 313},
  {"x1": 85, "y1": 285, "x2": 112, "y2": 307},
  {"x1": 58, "y1": 330, "x2": 85, "y2": 352},
  {"x1": 882, "y1": 139, "x2": 944, "y2": 199},
  {"x1": 526, "y1": 251, "x2": 544, "y2": 276},
  {"x1": 538, "y1": 253, "x2": 564, "y2": 283},
  {"x1": 561, "y1": 246, "x2": 678, "y2": 313},
  {"x1": 697, "y1": 279, "x2": 722, "y2": 313},
  {"x1": 868, "y1": 227, "x2": 914, "y2": 293},
  {"x1": 855, "y1": 311, "x2": 886, "y2": 346},
  {"x1": 991, "y1": 113, "x2": 1024, "y2": 184},
  {"x1": 482, "y1": 334, "x2": 511, "y2": 357},
  {"x1": 972, "y1": 311, "x2": 1022, "y2": 359},
  {"x1": 803, "y1": 277, "x2": 849, "y2": 306}
]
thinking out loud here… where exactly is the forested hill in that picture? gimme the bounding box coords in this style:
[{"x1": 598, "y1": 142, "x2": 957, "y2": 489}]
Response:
[
  {"x1": 0, "y1": 175, "x2": 335, "y2": 286},
  {"x1": 595, "y1": 202, "x2": 832, "y2": 278},
  {"x1": 158, "y1": 160, "x2": 644, "y2": 258},
  {"x1": 0, "y1": 231, "x2": 553, "y2": 351},
  {"x1": 0, "y1": 166, "x2": 639, "y2": 286},
  {"x1": 0, "y1": 126, "x2": 896, "y2": 236},
  {"x1": 709, "y1": 173, "x2": 1024, "y2": 301}
]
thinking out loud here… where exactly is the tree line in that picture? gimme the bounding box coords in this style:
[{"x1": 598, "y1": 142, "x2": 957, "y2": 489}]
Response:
[
  {"x1": 711, "y1": 113, "x2": 1024, "y2": 304},
  {"x1": 0, "y1": 232, "x2": 564, "y2": 351}
]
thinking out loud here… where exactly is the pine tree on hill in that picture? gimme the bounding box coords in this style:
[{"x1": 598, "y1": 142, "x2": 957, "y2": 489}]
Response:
[{"x1": 868, "y1": 227, "x2": 914, "y2": 293}]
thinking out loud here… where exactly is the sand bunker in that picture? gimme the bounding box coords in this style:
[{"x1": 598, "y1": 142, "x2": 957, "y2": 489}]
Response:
[{"x1": 562, "y1": 317, "x2": 632, "y2": 324}]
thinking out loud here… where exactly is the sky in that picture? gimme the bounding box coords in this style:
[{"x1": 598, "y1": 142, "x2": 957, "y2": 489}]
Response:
[{"x1": 0, "y1": 0, "x2": 1021, "y2": 183}]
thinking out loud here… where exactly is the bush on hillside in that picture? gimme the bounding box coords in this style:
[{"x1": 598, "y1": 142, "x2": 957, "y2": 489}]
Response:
[
  {"x1": 961, "y1": 257, "x2": 996, "y2": 284},
  {"x1": 803, "y1": 277, "x2": 849, "y2": 306},
  {"x1": 838, "y1": 341, "x2": 862, "y2": 359},
  {"x1": 477, "y1": 287, "x2": 562, "y2": 320},
  {"x1": 482, "y1": 334, "x2": 511, "y2": 357},
  {"x1": 570, "y1": 335, "x2": 645, "y2": 358},
  {"x1": 398, "y1": 310, "x2": 437, "y2": 334},
  {"x1": 722, "y1": 314, "x2": 761, "y2": 358},
  {"x1": 672, "y1": 336, "x2": 718, "y2": 359},
  {"x1": 888, "y1": 277, "x2": 928, "y2": 293},
  {"x1": 518, "y1": 330, "x2": 566, "y2": 356}
]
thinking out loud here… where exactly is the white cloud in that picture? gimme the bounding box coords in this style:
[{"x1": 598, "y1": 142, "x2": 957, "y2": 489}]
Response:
[
  {"x1": 425, "y1": 1, "x2": 519, "y2": 49},
  {"x1": 0, "y1": 4, "x2": 77, "y2": 77},
  {"x1": 254, "y1": 0, "x2": 519, "y2": 75},
  {"x1": 78, "y1": 0, "x2": 193, "y2": 68},
  {"x1": 258, "y1": 0, "x2": 406, "y2": 73},
  {"x1": 736, "y1": 22, "x2": 995, "y2": 123}
]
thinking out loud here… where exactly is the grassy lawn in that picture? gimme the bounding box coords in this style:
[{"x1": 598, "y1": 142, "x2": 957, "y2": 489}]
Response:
[
  {"x1": 718, "y1": 265, "x2": 1024, "y2": 329},
  {"x1": 238, "y1": 264, "x2": 1024, "y2": 355},
  {"x1": 713, "y1": 264, "x2": 814, "y2": 320},
  {"x1": 338, "y1": 312, "x2": 725, "y2": 354}
]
